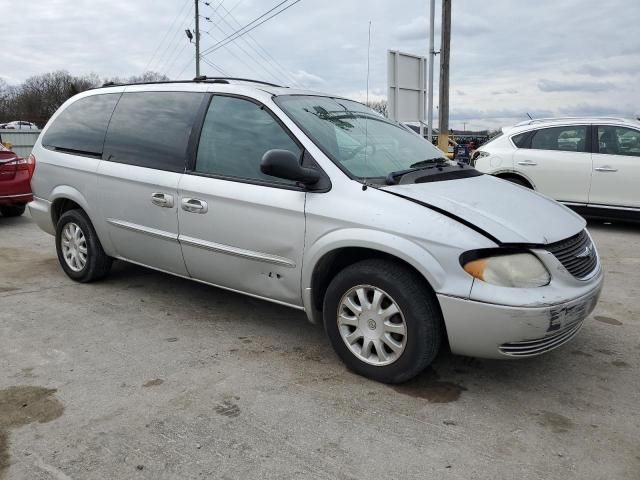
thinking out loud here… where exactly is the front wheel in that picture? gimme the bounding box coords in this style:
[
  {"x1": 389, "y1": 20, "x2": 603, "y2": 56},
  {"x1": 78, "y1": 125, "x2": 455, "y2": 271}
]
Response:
[
  {"x1": 323, "y1": 259, "x2": 442, "y2": 384},
  {"x1": 0, "y1": 204, "x2": 26, "y2": 217},
  {"x1": 56, "y1": 209, "x2": 113, "y2": 282}
]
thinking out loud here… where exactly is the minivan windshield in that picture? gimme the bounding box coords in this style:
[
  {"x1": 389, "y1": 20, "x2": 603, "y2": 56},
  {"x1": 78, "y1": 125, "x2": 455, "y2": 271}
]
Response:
[{"x1": 275, "y1": 95, "x2": 447, "y2": 179}]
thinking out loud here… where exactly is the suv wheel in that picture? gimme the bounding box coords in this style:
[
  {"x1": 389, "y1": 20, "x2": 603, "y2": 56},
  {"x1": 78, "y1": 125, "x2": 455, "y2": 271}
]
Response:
[
  {"x1": 56, "y1": 209, "x2": 112, "y2": 282},
  {"x1": 323, "y1": 259, "x2": 442, "y2": 384},
  {"x1": 0, "y1": 204, "x2": 26, "y2": 217}
]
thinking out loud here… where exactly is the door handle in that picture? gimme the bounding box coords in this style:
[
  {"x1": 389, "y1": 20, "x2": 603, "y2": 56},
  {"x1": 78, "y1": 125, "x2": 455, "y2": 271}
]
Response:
[
  {"x1": 517, "y1": 161, "x2": 537, "y2": 166},
  {"x1": 595, "y1": 166, "x2": 618, "y2": 172},
  {"x1": 151, "y1": 192, "x2": 174, "y2": 208},
  {"x1": 181, "y1": 198, "x2": 208, "y2": 214}
]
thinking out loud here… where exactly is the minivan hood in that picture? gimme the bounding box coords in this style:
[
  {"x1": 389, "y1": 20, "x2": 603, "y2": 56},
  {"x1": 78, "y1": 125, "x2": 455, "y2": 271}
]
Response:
[{"x1": 384, "y1": 174, "x2": 585, "y2": 245}]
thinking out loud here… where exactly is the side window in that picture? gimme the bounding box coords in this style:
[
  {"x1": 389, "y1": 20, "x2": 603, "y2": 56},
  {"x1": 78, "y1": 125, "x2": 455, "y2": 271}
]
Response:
[
  {"x1": 42, "y1": 94, "x2": 120, "y2": 155},
  {"x1": 103, "y1": 91, "x2": 205, "y2": 172},
  {"x1": 195, "y1": 96, "x2": 302, "y2": 184},
  {"x1": 511, "y1": 132, "x2": 531, "y2": 148},
  {"x1": 597, "y1": 126, "x2": 640, "y2": 157},
  {"x1": 530, "y1": 126, "x2": 587, "y2": 152}
]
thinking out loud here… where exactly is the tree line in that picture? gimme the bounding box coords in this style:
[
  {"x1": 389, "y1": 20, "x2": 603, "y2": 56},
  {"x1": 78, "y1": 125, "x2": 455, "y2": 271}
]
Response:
[{"x1": 0, "y1": 71, "x2": 168, "y2": 127}]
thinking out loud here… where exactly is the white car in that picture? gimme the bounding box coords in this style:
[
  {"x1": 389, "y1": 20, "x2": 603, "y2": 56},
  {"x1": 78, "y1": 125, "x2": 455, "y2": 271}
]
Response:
[
  {"x1": 2, "y1": 120, "x2": 39, "y2": 130},
  {"x1": 472, "y1": 117, "x2": 640, "y2": 221}
]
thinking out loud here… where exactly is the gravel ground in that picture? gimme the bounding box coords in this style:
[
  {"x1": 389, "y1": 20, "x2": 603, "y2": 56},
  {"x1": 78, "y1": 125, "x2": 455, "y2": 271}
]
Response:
[{"x1": 1, "y1": 212, "x2": 638, "y2": 480}]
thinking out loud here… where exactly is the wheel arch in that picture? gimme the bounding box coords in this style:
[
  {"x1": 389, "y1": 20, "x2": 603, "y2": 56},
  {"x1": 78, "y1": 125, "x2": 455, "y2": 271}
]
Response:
[
  {"x1": 493, "y1": 171, "x2": 535, "y2": 189},
  {"x1": 49, "y1": 186, "x2": 115, "y2": 255},
  {"x1": 302, "y1": 229, "x2": 447, "y2": 325},
  {"x1": 50, "y1": 186, "x2": 93, "y2": 225}
]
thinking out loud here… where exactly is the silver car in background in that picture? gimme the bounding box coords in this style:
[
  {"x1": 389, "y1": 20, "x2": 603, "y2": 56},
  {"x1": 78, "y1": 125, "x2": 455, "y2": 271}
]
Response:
[{"x1": 29, "y1": 78, "x2": 603, "y2": 383}]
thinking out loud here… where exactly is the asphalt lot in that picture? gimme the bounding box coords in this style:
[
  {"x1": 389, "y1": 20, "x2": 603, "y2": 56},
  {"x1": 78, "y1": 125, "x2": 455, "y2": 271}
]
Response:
[{"x1": 1, "y1": 212, "x2": 639, "y2": 480}]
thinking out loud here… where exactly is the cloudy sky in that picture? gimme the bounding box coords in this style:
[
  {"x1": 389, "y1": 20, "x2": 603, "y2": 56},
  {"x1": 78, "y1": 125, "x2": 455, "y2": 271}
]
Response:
[{"x1": 3, "y1": 0, "x2": 639, "y2": 129}]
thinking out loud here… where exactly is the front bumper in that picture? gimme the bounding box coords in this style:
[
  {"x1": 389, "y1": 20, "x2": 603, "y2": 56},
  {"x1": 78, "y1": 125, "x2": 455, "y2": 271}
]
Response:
[{"x1": 438, "y1": 275, "x2": 603, "y2": 359}]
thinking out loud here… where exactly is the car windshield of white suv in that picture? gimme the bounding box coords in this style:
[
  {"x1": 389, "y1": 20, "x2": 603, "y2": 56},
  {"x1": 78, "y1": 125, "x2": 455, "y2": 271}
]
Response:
[{"x1": 275, "y1": 95, "x2": 448, "y2": 179}]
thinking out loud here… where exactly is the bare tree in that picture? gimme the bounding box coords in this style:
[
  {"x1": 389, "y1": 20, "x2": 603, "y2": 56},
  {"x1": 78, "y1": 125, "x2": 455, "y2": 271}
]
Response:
[
  {"x1": 0, "y1": 71, "x2": 165, "y2": 127},
  {"x1": 366, "y1": 100, "x2": 388, "y2": 118}
]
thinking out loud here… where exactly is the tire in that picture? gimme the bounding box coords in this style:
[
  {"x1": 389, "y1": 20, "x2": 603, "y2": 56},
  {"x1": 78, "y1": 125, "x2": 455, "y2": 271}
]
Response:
[
  {"x1": 0, "y1": 204, "x2": 26, "y2": 217},
  {"x1": 323, "y1": 259, "x2": 442, "y2": 384},
  {"x1": 55, "y1": 209, "x2": 112, "y2": 282},
  {"x1": 502, "y1": 175, "x2": 532, "y2": 188}
]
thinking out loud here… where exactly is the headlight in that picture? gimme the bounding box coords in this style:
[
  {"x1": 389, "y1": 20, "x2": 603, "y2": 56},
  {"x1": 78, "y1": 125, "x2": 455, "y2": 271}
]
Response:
[{"x1": 463, "y1": 253, "x2": 550, "y2": 288}]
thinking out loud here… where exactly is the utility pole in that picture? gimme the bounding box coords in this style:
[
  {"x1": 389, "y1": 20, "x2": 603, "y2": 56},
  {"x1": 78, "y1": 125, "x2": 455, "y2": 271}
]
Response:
[
  {"x1": 437, "y1": 0, "x2": 451, "y2": 153},
  {"x1": 427, "y1": 0, "x2": 436, "y2": 144},
  {"x1": 194, "y1": 0, "x2": 201, "y2": 77}
]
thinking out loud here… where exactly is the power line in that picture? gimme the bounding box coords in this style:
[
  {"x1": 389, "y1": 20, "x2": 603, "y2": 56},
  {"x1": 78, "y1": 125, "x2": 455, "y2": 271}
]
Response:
[
  {"x1": 175, "y1": 56, "x2": 195, "y2": 79},
  {"x1": 155, "y1": 4, "x2": 196, "y2": 73},
  {"x1": 201, "y1": 29, "x2": 283, "y2": 84},
  {"x1": 200, "y1": 56, "x2": 230, "y2": 76},
  {"x1": 200, "y1": 0, "x2": 302, "y2": 57},
  {"x1": 201, "y1": 0, "x2": 302, "y2": 87},
  {"x1": 143, "y1": 0, "x2": 192, "y2": 73},
  {"x1": 164, "y1": 38, "x2": 192, "y2": 77},
  {"x1": 200, "y1": 18, "x2": 287, "y2": 85},
  {"x1": 204, "y1": 0, "x2": 245, "y2": 32}
]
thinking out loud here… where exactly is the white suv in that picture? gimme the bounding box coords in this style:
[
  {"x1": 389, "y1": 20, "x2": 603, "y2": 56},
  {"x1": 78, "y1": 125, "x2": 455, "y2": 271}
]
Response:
[
  {"x1": 472, "y1": 117, "x2": 640, "y2": 221},
  {"x1": 29, "y1": 78, "x2": 603, "y2": 383}
]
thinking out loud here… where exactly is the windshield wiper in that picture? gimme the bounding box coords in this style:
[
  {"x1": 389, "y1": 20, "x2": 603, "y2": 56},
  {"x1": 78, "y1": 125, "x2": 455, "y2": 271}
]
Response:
[
  {"x1": 385, "y1": 157, "x2": 449, "y2": 185},
  {"x1": 409, "y1": 157, "x2": 448, "y2": 168}
]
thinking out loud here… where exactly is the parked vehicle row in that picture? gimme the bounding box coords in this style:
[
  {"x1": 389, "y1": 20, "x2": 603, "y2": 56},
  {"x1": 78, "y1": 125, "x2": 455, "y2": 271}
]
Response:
[
  {"x1": 0, "y1": 142, "x2": 34, "y2": 217},
  {"x1": 0, "y1": 120, "x2": 39, "y2": 130},
  {"x1": 27, "y1": 78, "x2": 602, "y2": 383},
  {"x1": 472, "y1": 117, "x2": 640, "y2": 221}
]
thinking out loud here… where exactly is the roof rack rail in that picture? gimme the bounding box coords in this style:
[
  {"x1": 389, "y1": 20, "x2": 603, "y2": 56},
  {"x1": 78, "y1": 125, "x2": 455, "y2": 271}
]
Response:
[
  {"x1": 192, "y1": 76, "x2": 284, "y2": 88},
  {"x1": 514, "y1": 116, "x2": 630, "y2": 127},
  {"x1": 97, "y1": 77, "x2": 285, "y2": 90}
]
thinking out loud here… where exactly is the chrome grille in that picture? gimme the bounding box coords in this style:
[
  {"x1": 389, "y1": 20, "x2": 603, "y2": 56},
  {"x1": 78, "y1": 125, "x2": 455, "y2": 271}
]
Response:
[
  {"x1": 546, "y1": 230, "x2": 598, "y2": 279},
  {"x1": 499, "y1": 320, "x2": 584, "y2": 357}
]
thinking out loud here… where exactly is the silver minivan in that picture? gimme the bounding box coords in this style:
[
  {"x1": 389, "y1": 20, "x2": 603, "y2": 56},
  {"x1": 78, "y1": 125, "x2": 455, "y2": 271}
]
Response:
[{"x1": 29, "y1": 78, "x2": 603, "y2": 383}]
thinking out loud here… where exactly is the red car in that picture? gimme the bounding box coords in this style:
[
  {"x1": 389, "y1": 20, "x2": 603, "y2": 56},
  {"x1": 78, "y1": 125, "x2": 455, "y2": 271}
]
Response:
[{"x1": 0, "y1": 143, "x2": 35, "y2": 217}]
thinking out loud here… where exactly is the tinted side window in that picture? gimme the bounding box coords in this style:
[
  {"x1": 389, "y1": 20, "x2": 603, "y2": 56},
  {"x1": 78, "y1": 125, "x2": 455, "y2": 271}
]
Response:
[
  {"x1": 103, "y1": 91, "x2": 205, "y2": 172},
  {"x1": 511, "y1": 132, "x2": 531, "y2": 148},
  {"x1": 530, "y1": 126, "x2": 587, "y2": 152},
  {"x1": 195, "y1": 96, "x2": 301, "y2": 183},
  {"x1": 42, "y1": 94, "x2": 120, "y2": 155},
  {"x1": 596, "y1": 126, "x2": 640, "y2": 157}
]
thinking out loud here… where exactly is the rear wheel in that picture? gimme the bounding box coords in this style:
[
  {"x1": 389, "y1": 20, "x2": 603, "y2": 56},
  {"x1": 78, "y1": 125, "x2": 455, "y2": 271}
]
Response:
[
  {"x1": 0, "y1": 204, "x2": 26, "y2": 217},
  {"x1": 56, "y1": 209, "x2": 112, "y2": 282},
  {"x1": 323, "y1": 259, "x2": 442, "y2": 384}
]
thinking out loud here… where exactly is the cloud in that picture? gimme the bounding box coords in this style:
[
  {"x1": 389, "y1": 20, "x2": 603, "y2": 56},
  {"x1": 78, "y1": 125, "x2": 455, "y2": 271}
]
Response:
[
  {"x1": 537, "y1": 78, "x2": 615, "y2": 92},
  {"x1": 2, "y1": 0, "x2": 638, "y2": 131},
  {"x1": 491, "y1": 89, "x2": 519, "y2": 95},
  {"x1": 395, "y1": 16, "x2": 430, "y2": 41},
  {"x1": 557, "y1": 103, "x2": 630, "y2": 117},
  {"x1": 291, "y1": 70, "x2": 326, "y2": 87},
  {"x1": 395, "y1": 14, "x2": 489, "y2": 42}
]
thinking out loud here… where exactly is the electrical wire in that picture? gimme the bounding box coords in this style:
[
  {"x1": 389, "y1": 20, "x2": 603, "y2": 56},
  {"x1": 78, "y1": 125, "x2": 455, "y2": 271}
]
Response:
[
  {"x1": 143, "y1": 0, "x2": 192, "y2": 73},
  {"x1": 200, "y1": 20, "x2": 286, "y2": 86},
  {"x1": 201, "y1": 1, "x2": 302, "y2": 87},
  {"x1": 200, "y1": 0, "x2": 302, "y2": 57},
  {"x1": 155, "y1": 4, "x2": 196, "y2": 73},
  {"x1": 200, "y1": 56, "x2": 230, "y2": 76}
]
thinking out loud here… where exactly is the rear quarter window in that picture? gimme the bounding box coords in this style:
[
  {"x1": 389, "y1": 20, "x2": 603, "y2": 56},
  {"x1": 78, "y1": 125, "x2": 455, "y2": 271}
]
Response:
[
  {"x1": 511, "y1": 132, "x2": 531, "y2": 148},
  {"x1": 42, "y1": 94, "x2": 121, "y2": 156},
  {"x1": 103, "y1": 91, "x2": 206, "y2": 172}
]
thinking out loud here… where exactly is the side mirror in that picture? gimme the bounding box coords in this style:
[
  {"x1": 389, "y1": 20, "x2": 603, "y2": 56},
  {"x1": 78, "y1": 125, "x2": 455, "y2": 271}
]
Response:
[{"x1": 260, "y1": 149, "x2": 320, "y2": 186}]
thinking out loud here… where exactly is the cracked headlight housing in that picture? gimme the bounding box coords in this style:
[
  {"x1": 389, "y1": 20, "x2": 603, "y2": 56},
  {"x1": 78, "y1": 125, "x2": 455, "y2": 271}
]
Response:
[{"x1": 463, "y1": 252, "x2": 550, "y2": 288}]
